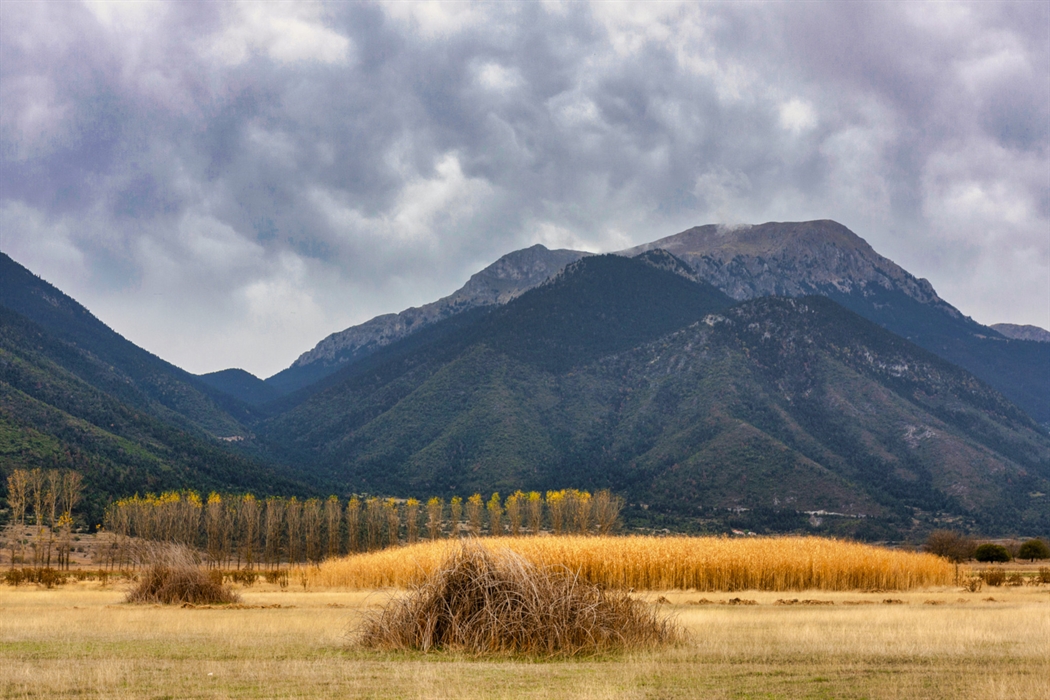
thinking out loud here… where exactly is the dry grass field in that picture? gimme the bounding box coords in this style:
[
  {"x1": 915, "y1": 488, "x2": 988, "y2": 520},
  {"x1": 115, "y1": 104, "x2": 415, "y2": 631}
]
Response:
[{"x1": 2, "y1": 578, "x2": 1048, "y2": 699}]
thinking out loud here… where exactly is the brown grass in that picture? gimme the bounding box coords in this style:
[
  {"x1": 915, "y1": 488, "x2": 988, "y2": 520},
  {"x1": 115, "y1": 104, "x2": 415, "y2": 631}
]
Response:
[
  {"x1": 306, "y1": 535, "x2": 955, "y2": 591},
  {"x1": 125, "y1": 546, "x2": 240, "y2": 605},
  {"x1": 357, "y1": 543, "x2": 678, "y2": 656}
]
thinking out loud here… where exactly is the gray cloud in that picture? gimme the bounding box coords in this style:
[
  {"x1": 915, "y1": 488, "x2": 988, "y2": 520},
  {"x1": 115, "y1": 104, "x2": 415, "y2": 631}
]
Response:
[{"x1": 1, "y1": 1, "x2": 1046, "y2": 376}]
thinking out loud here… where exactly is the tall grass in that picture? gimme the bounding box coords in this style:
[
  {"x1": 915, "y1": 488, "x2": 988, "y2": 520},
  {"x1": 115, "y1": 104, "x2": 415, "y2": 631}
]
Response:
[{"x1": 305, "y1": 536, "x2": 954, "y2": 591}]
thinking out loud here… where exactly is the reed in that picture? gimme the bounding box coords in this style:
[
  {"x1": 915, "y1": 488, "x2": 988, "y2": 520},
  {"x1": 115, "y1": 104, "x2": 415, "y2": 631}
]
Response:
[{"x1": 305, "y1": 535, "x2": 954, "y2": 591}]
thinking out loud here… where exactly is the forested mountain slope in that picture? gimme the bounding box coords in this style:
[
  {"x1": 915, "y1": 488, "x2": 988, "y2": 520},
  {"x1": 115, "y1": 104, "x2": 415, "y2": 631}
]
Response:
[{"x1": 257, "y1": 253, "x2": 1050, "y2": 537}]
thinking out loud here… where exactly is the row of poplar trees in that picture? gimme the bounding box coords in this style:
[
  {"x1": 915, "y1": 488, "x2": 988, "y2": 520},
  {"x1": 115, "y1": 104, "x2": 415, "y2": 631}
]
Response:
[
  {"x1": 101, "y1": 489, "x2": 623, "y2": 570},
  {"x1": 5, "y1": 468, "x2": 84, "y2": 569}
]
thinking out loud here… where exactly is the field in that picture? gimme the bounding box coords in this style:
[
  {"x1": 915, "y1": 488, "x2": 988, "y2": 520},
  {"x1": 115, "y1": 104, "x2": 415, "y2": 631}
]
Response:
[{"x1": 2, "y1": 579, "x2": 1048, "y2": 699}]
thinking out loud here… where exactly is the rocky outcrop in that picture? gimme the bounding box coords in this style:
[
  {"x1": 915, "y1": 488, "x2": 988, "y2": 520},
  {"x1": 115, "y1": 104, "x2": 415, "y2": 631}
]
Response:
[{"x1": 619, "y1": 220, "x2": 956, "y2": 314}]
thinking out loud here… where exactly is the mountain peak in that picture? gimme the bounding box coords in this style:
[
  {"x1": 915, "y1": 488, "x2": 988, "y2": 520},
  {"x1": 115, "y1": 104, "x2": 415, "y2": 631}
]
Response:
[
  {"x1": 620, "y1": 219, "x2": 945, "y2": 307},
  {"x1": 266, "y1": 244, "x2": 589, "y2": 393}
]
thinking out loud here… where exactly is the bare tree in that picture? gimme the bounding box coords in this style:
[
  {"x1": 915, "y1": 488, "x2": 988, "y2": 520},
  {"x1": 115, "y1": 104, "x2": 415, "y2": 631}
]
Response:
[
  {"x1": 527, "y1": 492, "x2": 543, "y2": 535},
  {"x1": 325, "y1": 496, "x2": 342, "y2": 559},
  {"x1": 28, "y1": 468, "x2": 44, "y2": 564},
  {"x1": 205, "y1": 493, "x2": 224, "y2": 567},
  {"x1": 365, "y1": 498, "x2": 383, "y2": 551},
  {"x1": 505, "y1": 491, "x2": 523, "y2": 537},
  {"x1": 593, "y1": 490, "x2": 623, "y2": 535},
  {"x1": 285, "y1": 497, "x2": 303, "y2": 564},
  {"x1": 486, "y1": 493, "x2": 503, "y2": 536},
  {"x1": 6, "y1": 469, "x2": 29, "y2": 567},
  {"x1": 466, "y1": 494, "x2": 483, "y2": 537},
  {"x1": 546, "y1": 491, "x2": 566, "y2": 536},
  {"x1": 449, "y1": 496, "x2": 463, "y2": 539},
  {"x1": 345, "y1": 497, "x2": 361, "y2": 554},
  {"x1": 405, "y1": 498, "x2": 420, "y2": 544},
  {"x1": 263, "y1": 498, "x2": 284, "y2": 569},
  {"x1": 241, "y1": 494, "x2": 261, "y2": 569},
  {"x1": 426, "y1": 497, "x2": 443, "y2": 540},
  {"x1": 384, "y1": 499, "x2": 400, "y2": 548},
  {"x1": 303, "y1": 498, "x2": 323, "y2": 564}
]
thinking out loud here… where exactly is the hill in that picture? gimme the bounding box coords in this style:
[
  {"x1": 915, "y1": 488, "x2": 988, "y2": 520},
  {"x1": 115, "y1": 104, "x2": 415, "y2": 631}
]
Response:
[
  {"x1": 257, "y1": 253, "x2": 1050, "y2": 537},
  {"x1": 0, "y1": 253, "x2": 260, "y2": 435},
  {"x1": 0, "y1": 305, "x2": 309, "y2": 525}
]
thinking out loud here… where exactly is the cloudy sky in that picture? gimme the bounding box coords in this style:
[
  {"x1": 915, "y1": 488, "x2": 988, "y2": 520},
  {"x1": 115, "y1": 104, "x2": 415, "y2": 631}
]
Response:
[{"x1": 2, "y1": 1, "x2": 1047, "y2": 378}]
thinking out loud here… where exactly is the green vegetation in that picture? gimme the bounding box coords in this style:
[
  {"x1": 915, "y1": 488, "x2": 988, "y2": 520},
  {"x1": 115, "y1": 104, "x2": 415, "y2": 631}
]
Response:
[
  {"x1": 1017, "y1": 538, "x2": 1050, "y2": 561},
  {"x1": 973, "y1": 544, "x2": 1011, "y2": 563}
]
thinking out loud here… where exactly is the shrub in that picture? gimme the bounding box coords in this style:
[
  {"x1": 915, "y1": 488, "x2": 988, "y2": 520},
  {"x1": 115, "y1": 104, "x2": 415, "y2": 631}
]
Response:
[
  {"x1": 126, "y1": 546, "x2": 241, "y2": 605},
  {"x1": 1017, "y1": 539, "x2": 1050, "y2": 561},
  {"x1": 979, "y1": 568, "x2": 1006, "y2": 587},
  {"x1": 357, "y1": 543, "x2": 679, "y2": 657},
  {"x1": 1037, "y1": 567, "x2": 1050, "y2": 585},
  {"x1": 973, "y1": 544, "x2": 1011, "y2": 563}
]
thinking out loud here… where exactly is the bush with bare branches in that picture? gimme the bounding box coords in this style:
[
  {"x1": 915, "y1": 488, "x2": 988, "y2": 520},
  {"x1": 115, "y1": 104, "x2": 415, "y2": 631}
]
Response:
[
  {"x1": 126, "y1": 546, "x2": 240, "y2": 605},
  {"x1": 357, "y1": 543, "x2": 679, "y2": 657}
]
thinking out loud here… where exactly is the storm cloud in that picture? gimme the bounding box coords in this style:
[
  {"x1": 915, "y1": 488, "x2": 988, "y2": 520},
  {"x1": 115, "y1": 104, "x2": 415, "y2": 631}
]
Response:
[{"x1": 2, "y1": 1, "x2": 1047, "y2": 376}]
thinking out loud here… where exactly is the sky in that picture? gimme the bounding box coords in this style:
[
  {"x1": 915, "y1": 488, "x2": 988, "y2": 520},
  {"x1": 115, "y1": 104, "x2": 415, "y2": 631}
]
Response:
[{"x1": 2, "y1": 1, "x2": 1048, "y2": 378}]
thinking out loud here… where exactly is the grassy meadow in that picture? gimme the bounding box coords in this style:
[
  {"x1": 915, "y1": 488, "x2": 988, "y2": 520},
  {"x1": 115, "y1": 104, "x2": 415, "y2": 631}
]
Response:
[
  {"x1": 2, "y1": 581, "x2": 1048, "y2": 699},
  {"x1": 1, "y1": 535, "x2": 1047, "y2": 699}
]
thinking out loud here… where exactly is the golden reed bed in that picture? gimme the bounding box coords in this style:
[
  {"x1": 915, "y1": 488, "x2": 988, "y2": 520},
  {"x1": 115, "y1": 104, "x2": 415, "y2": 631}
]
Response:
[{"x1": 300, "y1": 535, "x2": 954, "y2": 591}]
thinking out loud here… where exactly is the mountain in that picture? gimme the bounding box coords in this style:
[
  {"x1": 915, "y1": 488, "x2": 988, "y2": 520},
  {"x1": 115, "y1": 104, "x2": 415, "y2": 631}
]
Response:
[
  {"x1": 621, "y1": 221, "x2": 1050, "y2": 427},
  {"x1": 0, "y1": 253, "x2": 258, "y2": 435},
  {"x1": 197, "y1": 368, "x2": 280, "y2": 407},
  {"x1": 991, "y1": 323, "x2": 1050, "y2": 343},
  {"x1": 265, "y1": 244, "x2": 587, "y2": 395},
  {"x1": 256, "y1": 253, "x2": 1050, "y2": 538},
  {"x1": 0, "y1": 304, "x2": 309, "y2": 526}
]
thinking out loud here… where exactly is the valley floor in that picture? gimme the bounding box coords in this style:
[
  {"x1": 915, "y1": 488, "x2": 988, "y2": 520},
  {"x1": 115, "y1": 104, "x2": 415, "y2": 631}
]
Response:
[{"x1": 1, "y1": 582, "x2": 1047, "y2": 699}]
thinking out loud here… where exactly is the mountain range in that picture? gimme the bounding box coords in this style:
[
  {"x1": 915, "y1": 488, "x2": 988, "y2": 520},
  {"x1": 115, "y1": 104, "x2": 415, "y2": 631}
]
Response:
[{"x1": 2, "y1": 220, "x2": 1047, "y2": 537}]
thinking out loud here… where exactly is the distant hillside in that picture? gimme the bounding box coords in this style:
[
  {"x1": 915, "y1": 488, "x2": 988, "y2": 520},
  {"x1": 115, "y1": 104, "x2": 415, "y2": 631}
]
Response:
[
  {"x1": 0, "y1": 306, "x2": 310, "y2": 525},
  {"x1": 257, "y1": 253, "x2": 1050, "y2": 538},
  {"x1": 265, "y1": 244, "x2": 587, "y2": 395},
  {"x1": 991, "y1": 323, "x2": 1050, "y2": 343},
  {"x1": 197, "y1": 368, "x2": 280, "y2": 407},
  {"x1": 621, "y1": 221, "x2": 1050, "y2": 426},
  {"x1": 0, "y1": 253, "x2": 259, "y2": 435}
]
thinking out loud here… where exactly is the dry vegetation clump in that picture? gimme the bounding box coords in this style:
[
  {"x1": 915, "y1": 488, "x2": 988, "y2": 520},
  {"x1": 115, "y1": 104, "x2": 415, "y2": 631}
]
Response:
[
  {"x1": 125, "y1": 546, "x2": 240, "y2": 605},
  {"x1": 357, "y1": 543, "x2": 678, "y2": 657},
  {"x1": 309, "y1": 535, "x2": 954, "y2": 591}
]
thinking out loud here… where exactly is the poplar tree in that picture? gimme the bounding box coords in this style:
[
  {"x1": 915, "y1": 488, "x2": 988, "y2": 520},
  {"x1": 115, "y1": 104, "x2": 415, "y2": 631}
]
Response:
[
  {"x1": 345, "y1": 497, "x2": 361, "y2": 554},
  {"x1": 426, "y1": 497, "x2": 443, "y2": 540}
]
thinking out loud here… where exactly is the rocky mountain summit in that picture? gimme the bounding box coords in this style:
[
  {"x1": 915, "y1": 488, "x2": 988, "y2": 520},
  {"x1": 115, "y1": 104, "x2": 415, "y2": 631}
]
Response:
[
  {"x1": 991, "y1": 323, "x2": 1050, "y2": 343},
  {"x1": 266, "y1": 245, "x2": 587, "y2": 394},
  {"x1": 620, "y1": 220, "x2": 953, "y2": 312}
]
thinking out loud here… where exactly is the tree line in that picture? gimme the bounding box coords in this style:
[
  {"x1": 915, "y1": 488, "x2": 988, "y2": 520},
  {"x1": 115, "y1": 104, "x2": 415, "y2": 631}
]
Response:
[
  {"x1": 100, "y1": 489, "x2": 623, "y2": 570},
  {"x1": 5, "y1": 468, "x2": 84, "y2": 569}
]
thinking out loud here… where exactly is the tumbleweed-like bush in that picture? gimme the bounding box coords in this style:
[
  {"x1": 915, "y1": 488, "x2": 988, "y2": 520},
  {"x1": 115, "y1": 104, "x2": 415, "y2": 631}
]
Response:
[
  {"x1": 125, "y1": 546, "x2": 240, "y2": 605},
  {"x1": 357, "y1": 543, "x2": 679, "y2": 657}
]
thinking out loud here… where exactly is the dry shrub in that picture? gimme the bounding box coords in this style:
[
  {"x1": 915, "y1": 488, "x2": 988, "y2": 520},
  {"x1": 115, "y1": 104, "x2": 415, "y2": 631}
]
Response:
[
  {"x1": 357, "y1": 543, "x2": 678, "y2": 657},
  {"x1": 126, "y1": 546, "x2": 240, "y2": 605},
  {"x1": 979, "y1": 568, "x2": 1006, "y2": 587}
]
